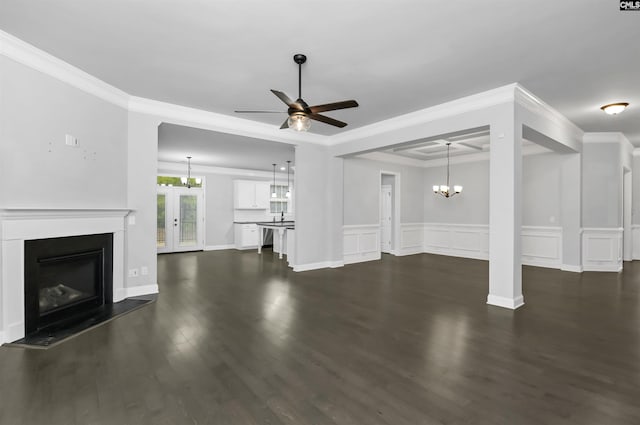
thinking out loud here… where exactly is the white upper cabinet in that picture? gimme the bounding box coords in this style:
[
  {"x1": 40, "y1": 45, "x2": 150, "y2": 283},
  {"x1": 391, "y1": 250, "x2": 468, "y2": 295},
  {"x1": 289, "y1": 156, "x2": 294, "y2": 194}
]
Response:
[{"x1": 234, "y1": 180, "x2": 270, "y2": 209}]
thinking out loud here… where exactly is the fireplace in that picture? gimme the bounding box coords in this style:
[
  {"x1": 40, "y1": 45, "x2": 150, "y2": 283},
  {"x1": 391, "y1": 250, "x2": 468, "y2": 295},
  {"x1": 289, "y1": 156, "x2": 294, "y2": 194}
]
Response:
[{"x1": 24, "y1": 233, "x2": 113, "y2": 335}]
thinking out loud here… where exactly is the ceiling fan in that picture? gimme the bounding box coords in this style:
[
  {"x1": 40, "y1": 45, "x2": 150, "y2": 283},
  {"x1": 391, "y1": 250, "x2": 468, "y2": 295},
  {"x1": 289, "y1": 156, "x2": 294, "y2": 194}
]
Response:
[{"x1": 235, "y1": 54, "x2": 359, "y2": 131}]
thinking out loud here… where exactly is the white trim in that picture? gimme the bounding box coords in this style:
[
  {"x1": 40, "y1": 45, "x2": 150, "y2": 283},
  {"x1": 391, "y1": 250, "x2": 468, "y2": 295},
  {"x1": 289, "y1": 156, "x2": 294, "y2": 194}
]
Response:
[
  {"x1": 159, "y1": 161, "x2": 290, "y2": 180},
  {"x1": 329, "y1": 260, "x2": 344, "y2": 268},
  {"x1": 343, "y1": 224, "x2": 381, "y2": 230},
  {"x1": 582, "y1": 228, "x2": 623, "y2": 272},
  {"x1": 204, "y1": 244, "x2": 235, "y2": 251},
  {"x1": 122, "y1": 284, "x2": 159, "y2": 299},
  {"x1": 1, "y1": 209, "x2": 129, "y2": 342},
  {"x1": 397, "y1": 223, "x2": 424, "y2": 256},
  {"x1": 561, "y1": 264, "x2": 583, "y2": 273},
  {"x1": 328, "y1": 84, "x2": 518, "y2": 146},
  {"x1": 514, "y1": 85, "x2": 584, "y2": 141},
  {"x1": 293, "y1": 261, "x2": 334, "y2": 272},
  {"x1": 0, "y1": 29, "x2": 129, "y2": 108},
  {"x1": 521, "y1": 226, "x2": 562, "y2": 269},
  {"x1": 343, "y1": 224, "x2": 381, "y2": 265},
  {"x1": 129, "y1": 96, "x2": 326, "y2": 146},
  {"x1": 487, "y1": 294, "x2": 525, "y2": 310},
  {"x1": 583, "y1": 132, "x2": 629, "y2": 144},
  {"x1": 0, "y1": 331, "x2": 5, "y2": 345}
]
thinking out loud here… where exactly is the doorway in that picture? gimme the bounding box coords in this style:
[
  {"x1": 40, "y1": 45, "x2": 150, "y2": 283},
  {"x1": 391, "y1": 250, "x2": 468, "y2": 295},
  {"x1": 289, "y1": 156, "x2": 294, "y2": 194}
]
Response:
[
  {"x1": 380, "y1": 172, "x2": 399, "y2": 254},
  {"x1": 623, "y1": 167, "x2": 632, "y2": 262},
  {"x1": 157, "y1": 185, "x2": 204, "y2": 253}
]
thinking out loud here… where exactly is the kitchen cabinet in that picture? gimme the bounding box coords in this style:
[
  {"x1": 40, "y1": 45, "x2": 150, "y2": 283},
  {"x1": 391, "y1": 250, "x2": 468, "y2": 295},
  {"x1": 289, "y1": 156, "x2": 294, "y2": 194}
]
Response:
[
  {"x1": 234, "y1": 180, "x2": 270, "y2": 209},
  {"x1": 234, "y1": 223, "x2": 258, "y2": 249}
]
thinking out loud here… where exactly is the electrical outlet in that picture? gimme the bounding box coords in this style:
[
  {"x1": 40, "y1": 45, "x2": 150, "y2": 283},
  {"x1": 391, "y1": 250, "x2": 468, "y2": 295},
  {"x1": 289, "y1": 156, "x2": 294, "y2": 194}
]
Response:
[
  {"x1": 141, "y1": 266, "x2": 148, "y2": 276},
  {"x1": 128, "y1": 268, "x2": 139, "y2": 277}
]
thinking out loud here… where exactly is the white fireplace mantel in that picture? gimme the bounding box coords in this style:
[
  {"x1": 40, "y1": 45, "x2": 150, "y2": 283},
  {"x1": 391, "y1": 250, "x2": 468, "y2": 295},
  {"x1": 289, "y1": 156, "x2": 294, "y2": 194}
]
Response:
[{"x1": 0, "y1": 208, "x2": 131, "y2": 343}]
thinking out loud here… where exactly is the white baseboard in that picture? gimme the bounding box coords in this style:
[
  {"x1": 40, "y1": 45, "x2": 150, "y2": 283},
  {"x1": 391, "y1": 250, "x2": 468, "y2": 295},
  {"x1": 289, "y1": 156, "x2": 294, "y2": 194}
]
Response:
[
  {"x1": 205, "y1": 244, "x2": 235, "y2": 251},
  {"x1": 293, "y1": 261, "x2": 332, "y2": 272},
  {"x1": 561, "y1": 264, "x2": 583, "y2": 273},
  {"x1": 487, "y1": 294, "x2": 525, "y2": 310},
  {"x1": 329, "y1": 261, "x2": 344, "y2": 268},
  {"x1": 123, "y1": 284, "x2": 159, "y2": 298},
  {"x1": 582, "y1": 265, "x2": 622, "y2": 272}
]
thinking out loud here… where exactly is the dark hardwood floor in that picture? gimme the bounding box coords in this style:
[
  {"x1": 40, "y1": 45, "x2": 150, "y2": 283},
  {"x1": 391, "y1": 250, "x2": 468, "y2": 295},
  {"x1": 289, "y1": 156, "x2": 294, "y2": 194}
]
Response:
[{"x1": 2, "y1": 250, "x2": 640, "y2": 424}]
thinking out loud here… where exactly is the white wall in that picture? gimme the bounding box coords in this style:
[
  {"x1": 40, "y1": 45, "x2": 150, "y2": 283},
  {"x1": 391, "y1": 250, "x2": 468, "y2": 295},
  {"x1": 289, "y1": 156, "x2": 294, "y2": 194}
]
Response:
[
  {"x1": 582, "y1": 142, "x2": 621, "y2": 227},
  {"x1": 422, "y1": 152, "x2": 563, "y2": 226},
  {"x1": 522, "y1": 152, "x2": 563, "y2": 226},
  {"x1": 424, "y1": 160, "x2": 489, "y2": 224},
  {"x1": 0, "y1": 56, "x2": 128, "y2": 207},
  {"x1": 343, "y1": 157, "x2": 424, "y2": 225}
]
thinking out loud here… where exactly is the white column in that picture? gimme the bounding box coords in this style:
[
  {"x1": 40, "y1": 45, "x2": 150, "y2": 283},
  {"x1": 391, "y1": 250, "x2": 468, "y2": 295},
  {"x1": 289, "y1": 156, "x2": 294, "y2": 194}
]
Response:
[
  {"x1": 488, "y1": 107, "x2": 524, "y2": 309},
  {"x1": 561, "y1": 153, "x2": 582, "y2": 271}
]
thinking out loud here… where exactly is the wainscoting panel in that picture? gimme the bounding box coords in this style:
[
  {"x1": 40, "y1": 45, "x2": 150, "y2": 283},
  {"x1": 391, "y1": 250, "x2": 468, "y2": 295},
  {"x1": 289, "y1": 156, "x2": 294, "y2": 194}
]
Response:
[
  {"x1": 398, "y1": 224, "x2": 424, "y2": 256},
  {"x1": 582, "y1": 228, "x2": 623, "y2": 272},
  {"x1": 521, "y1": 226, "x2": 562, "y2": 268},
  {"x1": 632, "y1": 225, "x2": 640, "y2": 260},
  {"x1": 343, "y1": 225, "x2": 381, "y2": 265},
  {"x1": 424, "y1": 224, "x2": 489, "y2": 260}
]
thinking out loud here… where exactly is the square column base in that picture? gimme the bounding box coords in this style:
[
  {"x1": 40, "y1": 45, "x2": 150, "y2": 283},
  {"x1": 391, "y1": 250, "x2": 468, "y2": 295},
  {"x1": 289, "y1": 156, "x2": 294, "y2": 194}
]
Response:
[{"x1": 487, "y1": 294, "x2": 525, "y2": 310}]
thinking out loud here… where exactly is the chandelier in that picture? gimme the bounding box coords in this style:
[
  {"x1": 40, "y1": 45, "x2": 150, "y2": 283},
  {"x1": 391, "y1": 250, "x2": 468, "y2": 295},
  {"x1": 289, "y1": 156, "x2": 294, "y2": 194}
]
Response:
[
  {"x1": 433, "y1": 143, "x2": 462, "y2": 198},
  {"x1": 180, "y1": 156, "x2": 201, "y2": 188}
]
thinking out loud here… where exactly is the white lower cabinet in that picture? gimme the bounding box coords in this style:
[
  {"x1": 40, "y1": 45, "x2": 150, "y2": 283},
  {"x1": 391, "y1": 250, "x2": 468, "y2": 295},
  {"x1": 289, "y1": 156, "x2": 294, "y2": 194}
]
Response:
[{"x1": 235, "y1": 223, "x2": 258, "y2": 249}]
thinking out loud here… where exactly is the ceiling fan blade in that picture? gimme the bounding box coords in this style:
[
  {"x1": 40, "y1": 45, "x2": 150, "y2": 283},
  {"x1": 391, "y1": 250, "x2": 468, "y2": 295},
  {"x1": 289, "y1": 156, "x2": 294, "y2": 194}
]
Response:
[
  {"x1": 280, "y1": 119, "x2": 289, "y2": 129},
  {"x1": 235, "y1": 110, "x2": 285, "y2": 113},
  {"x1": 270, "y1": 89, "x2": 302, "y2": 110},
  {"x1": 308, "y1": 113, "x2": 347, "y2": 128},
  {"x1": 309, "y1": 100, "x2": 359, "y2": 114}
]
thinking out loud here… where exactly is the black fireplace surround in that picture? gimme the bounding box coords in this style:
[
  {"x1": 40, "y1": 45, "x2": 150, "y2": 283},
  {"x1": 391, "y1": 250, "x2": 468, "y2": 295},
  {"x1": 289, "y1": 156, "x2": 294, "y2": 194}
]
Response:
[{"x1": 24, "y1": 233, "x2": 113, "y2": 335}]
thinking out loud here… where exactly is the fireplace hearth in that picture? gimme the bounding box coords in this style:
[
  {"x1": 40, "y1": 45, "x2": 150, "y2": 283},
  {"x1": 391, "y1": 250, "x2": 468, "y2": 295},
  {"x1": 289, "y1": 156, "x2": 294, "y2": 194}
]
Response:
[{"x1": 24, "y1": 233, "x2": 113, "y2": 335}]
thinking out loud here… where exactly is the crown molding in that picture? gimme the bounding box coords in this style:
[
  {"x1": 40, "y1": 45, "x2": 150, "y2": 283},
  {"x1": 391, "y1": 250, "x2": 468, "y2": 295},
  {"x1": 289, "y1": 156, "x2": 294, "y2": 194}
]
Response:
[
  {"x1": 0, "y1": 29, "x2": 130, "y2": 108},
  {"x1": 514, "y1": 84, "x2": 584, "y2": 140},
  {"x1": 157, "y1": 161, "x2": 291, "y2": 179},
  {"x1": 326, "y1": 84, "x2": 518, "y2": 146},
  {"x1": 583, "y1": 132, "x2": 628, "y2": 144},
  {"x1": 128, "y1": 96, "x2": 326, "y2": 146},
  {"x1": 357, "y1": 143, "x2": 550, "y2": 169}
]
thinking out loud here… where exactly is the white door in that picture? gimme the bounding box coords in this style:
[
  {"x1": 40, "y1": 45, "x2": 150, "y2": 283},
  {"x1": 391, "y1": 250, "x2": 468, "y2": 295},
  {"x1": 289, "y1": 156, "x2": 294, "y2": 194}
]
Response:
[
  {"x1": 157, "y1": 186, "x2": 204, "y2": 253},
  {"x1": 381, "y1": 185, "x2": 392, "y2": 253}
]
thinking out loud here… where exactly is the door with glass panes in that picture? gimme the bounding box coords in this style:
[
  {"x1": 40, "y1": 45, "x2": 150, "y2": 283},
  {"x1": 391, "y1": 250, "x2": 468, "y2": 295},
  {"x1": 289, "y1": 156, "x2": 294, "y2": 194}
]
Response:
[{"x1": 157, "y1": 186, "x2": 204, "y2": 253}]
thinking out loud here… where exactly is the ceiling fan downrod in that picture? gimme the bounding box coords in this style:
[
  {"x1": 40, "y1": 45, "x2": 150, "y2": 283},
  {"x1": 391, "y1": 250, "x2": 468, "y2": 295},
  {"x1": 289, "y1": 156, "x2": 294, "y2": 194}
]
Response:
[{"x1": 293, "y1": 54, "x2": 306, "y2": 100}]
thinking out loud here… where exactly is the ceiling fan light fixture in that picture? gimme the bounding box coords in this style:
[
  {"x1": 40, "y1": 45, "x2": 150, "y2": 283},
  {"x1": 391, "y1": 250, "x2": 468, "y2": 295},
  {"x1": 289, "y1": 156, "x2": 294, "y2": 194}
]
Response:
[
  {"x1": 288, "y1": 113, "x2": 311, "y2": 132},
  {"x1": 600, "y1": 102, "x2": 629, "y2": 115}
]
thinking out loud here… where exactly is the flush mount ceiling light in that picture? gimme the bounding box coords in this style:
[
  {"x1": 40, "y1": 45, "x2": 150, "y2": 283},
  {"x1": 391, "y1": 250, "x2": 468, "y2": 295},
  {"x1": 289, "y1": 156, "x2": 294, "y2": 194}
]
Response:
[
  {"x1": 600, "y1": 102, "x2": 629, "y2": 115},
  {"x1": 433, "y1": 143, "x2": 462, "y2": 198}
]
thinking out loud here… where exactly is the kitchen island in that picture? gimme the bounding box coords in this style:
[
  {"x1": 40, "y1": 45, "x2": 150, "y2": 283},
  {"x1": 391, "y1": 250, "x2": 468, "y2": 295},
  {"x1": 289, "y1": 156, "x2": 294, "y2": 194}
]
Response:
[{"x1": 256, "y1": 221, "x2": 294, "y2": 260}]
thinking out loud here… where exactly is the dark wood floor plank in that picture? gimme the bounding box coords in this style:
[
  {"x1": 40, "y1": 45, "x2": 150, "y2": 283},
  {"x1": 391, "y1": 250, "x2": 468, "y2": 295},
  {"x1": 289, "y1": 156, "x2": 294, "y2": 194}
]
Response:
[{"x1": 2, "y1": 250, "x2": 640, "y2": 424}]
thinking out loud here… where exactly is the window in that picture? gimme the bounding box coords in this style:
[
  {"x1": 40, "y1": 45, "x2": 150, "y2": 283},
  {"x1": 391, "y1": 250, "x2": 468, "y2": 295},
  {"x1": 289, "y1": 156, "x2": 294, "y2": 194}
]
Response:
[{"x1": 270, "y1": 185, "x2": 290, "y2": 214}]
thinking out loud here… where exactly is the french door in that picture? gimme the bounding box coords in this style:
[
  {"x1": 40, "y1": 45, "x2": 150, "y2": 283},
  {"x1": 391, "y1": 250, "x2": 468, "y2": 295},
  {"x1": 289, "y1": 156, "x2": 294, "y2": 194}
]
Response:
[{"x1": 157, "y1": 186, "x2": 204, "y2": 253}]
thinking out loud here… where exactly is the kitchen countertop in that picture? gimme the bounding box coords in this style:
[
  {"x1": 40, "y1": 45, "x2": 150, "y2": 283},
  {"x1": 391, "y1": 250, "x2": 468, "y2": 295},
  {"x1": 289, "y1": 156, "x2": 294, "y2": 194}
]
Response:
[
  {"x1": 256, "y1": 221, "x2": 295, "y2": 229},
  {"x1": 234, "y1": 220, "x2": 295, "y2": 225}
]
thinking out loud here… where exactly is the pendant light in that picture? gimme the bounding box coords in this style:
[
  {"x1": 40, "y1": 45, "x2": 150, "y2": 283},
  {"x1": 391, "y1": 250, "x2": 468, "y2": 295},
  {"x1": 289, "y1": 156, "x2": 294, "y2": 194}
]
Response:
[
  {"x1": 433, "y1": 143, "x2": 462, "y2": 198},
  {"x1": 180, "y1": 156, "x2": 201, "y2": 189},
  {"x1": 285, "y1": 160, "x2": 291, "y2": 198},
  {"x1": 271, "y1": 163, "x2": 277, "y2": 198}
]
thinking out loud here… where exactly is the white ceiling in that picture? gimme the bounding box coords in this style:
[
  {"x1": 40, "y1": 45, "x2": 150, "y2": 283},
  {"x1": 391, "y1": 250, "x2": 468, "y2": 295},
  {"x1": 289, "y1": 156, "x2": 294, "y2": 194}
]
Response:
[
  {"x1": 158, "y1": 124, "x2": 294, "y2": 172},
  {"x1": 1, "y1": 1, "x2": 638, "y2": 144}
]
